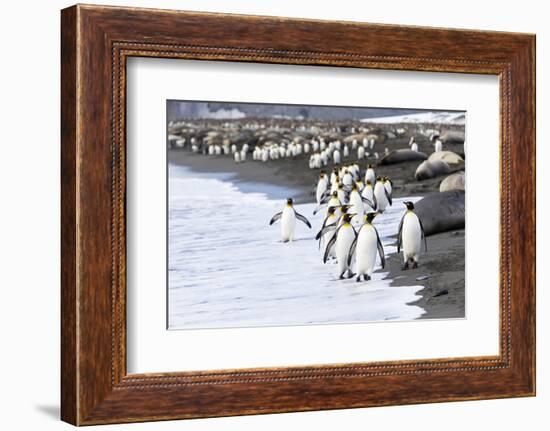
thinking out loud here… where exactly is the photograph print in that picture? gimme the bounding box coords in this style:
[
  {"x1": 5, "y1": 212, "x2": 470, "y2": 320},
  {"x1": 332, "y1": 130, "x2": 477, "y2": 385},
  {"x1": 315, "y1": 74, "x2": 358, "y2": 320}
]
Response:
[{"x1": 167, "y1": 100, "x2": 466, "y2": 330}]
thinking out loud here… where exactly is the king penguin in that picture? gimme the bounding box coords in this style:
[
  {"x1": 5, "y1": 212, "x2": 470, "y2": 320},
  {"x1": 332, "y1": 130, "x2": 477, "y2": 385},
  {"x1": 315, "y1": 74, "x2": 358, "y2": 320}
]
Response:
[
  {"x1": 348, "y1": 183, "x2": 365, "y2": 227},
  {"x1": 397, "y1": 201, "x2": 427, "y2": 269},
  {"x1": 270, "y1": 198, "x2": 312, "y2": 242},
  {"x1": 365, "y1": 164, "x2": 376, "y2": 184},
  {"x1": 342, "y1": 169, "x2": 353, "y2": 187},
  {"x1": 383, "y1": 176, "x2": 393, "y2": 199},
  {"x1": 315, "y1": 206, "x2": 339, "y2": 258},
  {"x1": 316, "y1": 170, "x2": 329, "y2": 204},
  {"x1": 313, "y1": 190, "x2": 341, "y2": 217},
  {"x1": 374, "y1": 176, "x2": 392, "y2": 212},
  {"x1": 348, "y1": 212, "x2": 385, "y2": 282},
  {"x1": 323, "y1": 213, "x2": 357, "y2": 279},
  {"x1": 361, "y1": 179, "x2": 377, "y2": 211}
]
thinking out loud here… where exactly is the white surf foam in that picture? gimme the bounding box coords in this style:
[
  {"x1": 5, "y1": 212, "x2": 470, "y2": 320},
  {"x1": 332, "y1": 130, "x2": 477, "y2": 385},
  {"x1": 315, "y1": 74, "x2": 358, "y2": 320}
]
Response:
[{"x1": 168, "y1": 164, "x2": 425, "y2": 329}]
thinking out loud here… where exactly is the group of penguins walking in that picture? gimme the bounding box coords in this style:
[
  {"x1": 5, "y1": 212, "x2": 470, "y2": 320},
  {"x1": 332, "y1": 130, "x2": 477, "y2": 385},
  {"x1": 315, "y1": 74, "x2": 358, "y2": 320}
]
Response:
[{"x1": 269, "y1": 163, "x2": 428, "y2": 282}]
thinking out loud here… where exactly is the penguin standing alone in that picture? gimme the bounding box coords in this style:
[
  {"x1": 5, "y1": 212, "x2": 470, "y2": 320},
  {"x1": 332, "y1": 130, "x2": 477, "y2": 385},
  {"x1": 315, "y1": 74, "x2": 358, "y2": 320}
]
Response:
[
  {"x1": 348, "y1": 212, "x2": 385, "y2": 282},
  {"x1": 270, "y1": 198, "x2": 312, "y2": 242},
  {"x1": 397, "y1": 201, "x2": 427, "y2": 269}
]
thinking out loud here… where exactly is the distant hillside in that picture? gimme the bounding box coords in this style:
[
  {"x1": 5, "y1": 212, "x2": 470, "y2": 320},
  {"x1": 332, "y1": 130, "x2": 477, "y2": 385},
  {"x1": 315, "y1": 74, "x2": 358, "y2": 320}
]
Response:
[
  {"x1": 167, "y1": 100, "x2": 435, "y2": 121},
  {"x1": 361, "y1": 111, "x2": 466, "y2": 125}
]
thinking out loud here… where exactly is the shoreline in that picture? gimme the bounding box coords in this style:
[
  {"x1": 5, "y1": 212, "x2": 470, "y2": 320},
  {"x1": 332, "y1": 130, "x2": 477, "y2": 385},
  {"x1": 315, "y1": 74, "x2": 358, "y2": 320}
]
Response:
[{"x1": 168, "y1": 147, "x2": 465, "y2": 320}]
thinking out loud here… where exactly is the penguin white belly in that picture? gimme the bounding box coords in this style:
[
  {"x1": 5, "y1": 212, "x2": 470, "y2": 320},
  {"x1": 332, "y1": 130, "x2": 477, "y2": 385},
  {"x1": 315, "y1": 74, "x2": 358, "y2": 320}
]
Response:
[
  {"x1": 402, "y1": 213, "x2": 421, "y2": 261},
  {"x1": 322, "y1": 218, "x2": 338, "y2": 258},
  {"x1": 356, "y1": 226, "x2": 378, "y2": 276},
  {"x1": 337, "y1": 189, "x2": 346, "y2": 204},
  {"x1": 361, "y1": 186, "x2": 373, "y2": 200},
  {"x1": 281, "y1": 206, "x2": 296, "y2": 242},
  {"x1": 316, "y1": 180, "x2": 327, "y2": 204},
  {"x1": 365, "y1": 170, "x2": 375, "y2": 184},
  {"x1": 361, "y1": 188, "x2": 374, "y2": 210},
  {"x1": 342, "y1": 174, "x2": 352, "y2": 186},
  {"x1": 349, "y1": 192, "x2": 364, "y2": 225},
  {"x1": 374, "y1": 184, "x2": 389, "y2": 212},
  {"x1": 336, "y1": 225, "x2": 356, "y2": 277}
]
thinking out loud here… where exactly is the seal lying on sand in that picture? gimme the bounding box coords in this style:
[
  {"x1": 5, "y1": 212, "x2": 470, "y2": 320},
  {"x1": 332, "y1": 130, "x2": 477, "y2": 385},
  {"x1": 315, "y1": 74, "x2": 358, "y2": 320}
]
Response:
[
  {"x1": 378, "y1": 149, "x2": 427, "y2": 166},
  {"x1": 415, "y1": 190, "x2": 465, "y2": 236},
  {"x1": 415, "y1": 160, "x2": 452, "y2": 180},
  {"x1": 428, "y1": 151, "x2": 464, "y2": 165},
  {"x1": 439, "y1": 171, "x2": 465, "y2": 192},
  {"x1": 438, "y1": 130, "x2": 465, "y2": 145}
]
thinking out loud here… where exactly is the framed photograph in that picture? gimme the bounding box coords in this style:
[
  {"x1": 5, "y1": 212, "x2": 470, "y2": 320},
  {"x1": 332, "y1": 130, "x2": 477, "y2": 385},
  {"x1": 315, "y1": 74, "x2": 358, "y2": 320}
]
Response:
[{"x1": 61, "y1": 4, "x2": 536, "y2": 425}]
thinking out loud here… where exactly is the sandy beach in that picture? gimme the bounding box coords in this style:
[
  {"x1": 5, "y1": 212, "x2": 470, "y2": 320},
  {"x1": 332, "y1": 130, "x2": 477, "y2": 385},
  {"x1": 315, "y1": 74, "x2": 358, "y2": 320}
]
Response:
[{"x1": 168, "y1": 135, "x2": 466, "y2": 321}]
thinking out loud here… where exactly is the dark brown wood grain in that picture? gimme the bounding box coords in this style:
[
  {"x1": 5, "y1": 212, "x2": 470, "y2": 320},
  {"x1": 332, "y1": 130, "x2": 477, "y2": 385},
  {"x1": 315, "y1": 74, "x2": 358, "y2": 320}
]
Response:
[{"x1": 61, "y1": 4, "x2": 536, "y2": 425}]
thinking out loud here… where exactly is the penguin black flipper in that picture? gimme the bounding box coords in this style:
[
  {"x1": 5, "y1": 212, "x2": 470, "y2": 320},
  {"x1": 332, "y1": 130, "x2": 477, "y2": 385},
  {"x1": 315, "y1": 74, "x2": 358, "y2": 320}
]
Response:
[
  {"x1": 323, "y1": 227, "x2": 340, "y2": 264},
  {"x1": 319, "y1": 193, "x2": 332, "y2": 205},
  {"x1": 316, "y1": 217, "x2": 328, "y2": 246},
  {"x1": 397, "y1": 214, "x2": 405, "y2": 253},
  {"x1": 347, "y1": 232, "x2": 359, "y2": 267},
  {"x1": 316, "y1": 215, "x2": 330, "y2": 241},
  {"x1": 418, "y1": 217, "x2": 428, "y2": 252},
  {"x1": 361, "y1": 197, "x2": 375, "y2": 208},
  {"x1": 294, "y1": 210, "x2": 312, "y2": 228},
  {"x1": 372, "y1": 194, "x2": 378, "y2": 211},
  {"x1": 315, "y1": 223, "x2": 337, "y2": 240},
  {"x1": 385, "y1": 188, "x2": 393, "y2": 206},
  {"x1": 269, "y1": 212, "x2": 282, "y2": 225},
  {"x1": 375, "y1": 229, "x2": 386, "y2": 269}
]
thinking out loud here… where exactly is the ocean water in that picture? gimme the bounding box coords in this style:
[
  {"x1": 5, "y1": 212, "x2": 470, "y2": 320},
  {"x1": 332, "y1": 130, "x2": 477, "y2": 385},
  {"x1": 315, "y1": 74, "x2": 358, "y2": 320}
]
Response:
[{"x1": 168, "y1": 164, "x2": 425, "y2": 329}]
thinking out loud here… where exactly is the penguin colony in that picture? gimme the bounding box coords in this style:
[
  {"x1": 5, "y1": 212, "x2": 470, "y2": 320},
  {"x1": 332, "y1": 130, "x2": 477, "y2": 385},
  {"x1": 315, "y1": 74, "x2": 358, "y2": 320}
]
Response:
[
  {"x1": 167, "y1": 118, "x2": 462, "y2": 176},
  {"x1": 269, "y1": 163, "x2": 426, "y2": 281},
  {"x1": 168, "y1": 117, "x2": 465, "y2": 282},
  {"x1": 168, "y1": 118, "x2": 391, "y2": 168}
]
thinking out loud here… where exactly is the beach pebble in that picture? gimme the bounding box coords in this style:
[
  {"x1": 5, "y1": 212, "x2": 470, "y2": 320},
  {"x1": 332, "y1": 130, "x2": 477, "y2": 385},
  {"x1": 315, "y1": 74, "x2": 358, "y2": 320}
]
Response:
[
  {"x1": 433, "y1": 289, "x2": 449, "y2": 297},
  {"x1": 416, "y1": 275, "x2": 430, "y2": 281}
]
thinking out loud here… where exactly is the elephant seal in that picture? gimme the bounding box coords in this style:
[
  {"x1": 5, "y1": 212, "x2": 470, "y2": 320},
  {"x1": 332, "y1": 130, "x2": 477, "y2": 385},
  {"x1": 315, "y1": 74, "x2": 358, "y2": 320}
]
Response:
[
  {"x1": 343, "y1": 133, "x2": 367, "y2": 144},
  {"x1": 378, "y1": 149, "x2": 427, "y2": 165},
  {"x1": 415, "y1": 160, "x2": 452, "y2": 180},
  {"x1": 439, "y1": 130, "x2": 465, "y2": 145},
  {"x1": 415, "y1": 190, "x2": 465, "y2": 236},
  {"x1": 428, "y1": 151, "x2": 464, "y2": 165},
  {"x1": 439, "y1": 171, "x2": 465, "y2": 192}
]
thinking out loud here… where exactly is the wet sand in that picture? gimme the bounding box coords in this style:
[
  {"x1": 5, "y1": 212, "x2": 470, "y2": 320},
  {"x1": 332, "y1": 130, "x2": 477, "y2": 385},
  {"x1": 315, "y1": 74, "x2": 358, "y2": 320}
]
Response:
[{"x1": 168, "y1": 133, "x2": 465, "y2": 320}]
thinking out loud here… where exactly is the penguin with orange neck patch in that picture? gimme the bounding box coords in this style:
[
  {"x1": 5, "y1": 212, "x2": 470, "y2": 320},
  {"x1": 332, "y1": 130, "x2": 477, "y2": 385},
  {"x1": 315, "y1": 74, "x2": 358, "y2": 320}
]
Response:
[
  {"x1": 270, "y1": 198, "x2": 311, "y2": 243},
  {"x1": 397, "y1": 201, "x2": 427, "y2": 269}
]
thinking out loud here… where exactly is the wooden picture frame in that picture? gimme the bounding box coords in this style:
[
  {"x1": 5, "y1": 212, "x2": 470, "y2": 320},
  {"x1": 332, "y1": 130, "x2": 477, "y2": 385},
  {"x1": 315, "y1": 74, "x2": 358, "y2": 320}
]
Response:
[{"x1": 61, "y1": 4, "x2": 536, "y2": 425}]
